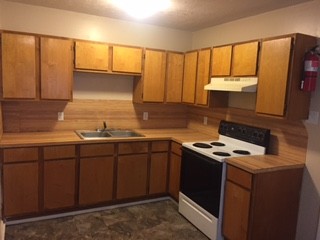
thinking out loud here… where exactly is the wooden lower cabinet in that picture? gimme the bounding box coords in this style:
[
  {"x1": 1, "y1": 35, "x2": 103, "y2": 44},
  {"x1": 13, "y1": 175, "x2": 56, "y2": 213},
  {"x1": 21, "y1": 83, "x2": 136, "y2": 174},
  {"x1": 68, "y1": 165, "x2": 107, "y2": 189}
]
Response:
[
  {"x1": 3, "y1": 162, "x2": 39, "y2": 217},
  {"x1": 44, "y1": 159, "x2": 76, "y2": 210},
  {"x1": 223, "y1": 164, "x2": 303, "y2": 240},
  {"x1": 168, "y1": 142, "x2": 182, "y2": 201},
  {"x1": 116, "y1": 154, "x2": 148, "y2": 199},
  {"x1": 149, "y1": 153, "x2": 168, "y2": 194},
  {"x1": 79, "y1": 156, "x2": 115, "y2": 205}
]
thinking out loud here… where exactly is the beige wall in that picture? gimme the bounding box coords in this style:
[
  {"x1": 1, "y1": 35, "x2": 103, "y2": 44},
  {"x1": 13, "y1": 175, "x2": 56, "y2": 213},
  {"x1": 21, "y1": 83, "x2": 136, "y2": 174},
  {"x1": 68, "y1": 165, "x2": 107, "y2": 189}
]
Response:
[{"x1": 192, "y1": 1, "x2": 320, "y2": 239}]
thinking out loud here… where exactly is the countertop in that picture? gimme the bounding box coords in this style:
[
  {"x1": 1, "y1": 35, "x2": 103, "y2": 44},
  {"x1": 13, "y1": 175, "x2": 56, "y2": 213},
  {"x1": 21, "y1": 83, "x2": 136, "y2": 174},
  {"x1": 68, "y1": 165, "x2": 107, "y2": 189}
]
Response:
[
  {"x1": 0, "y1": 128, "x2": 216, "y2": 147},
  {"x1": 0, "y1": 129, "x2": 305, "y2": 173}
]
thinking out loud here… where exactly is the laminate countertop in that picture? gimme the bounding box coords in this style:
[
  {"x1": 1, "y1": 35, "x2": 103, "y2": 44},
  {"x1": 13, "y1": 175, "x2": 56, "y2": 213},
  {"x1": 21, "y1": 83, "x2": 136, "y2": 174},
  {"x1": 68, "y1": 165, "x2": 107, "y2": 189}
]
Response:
[
  {"x1": 0, "y1": 128, "x2": 217, "y2": 147},
  {"x1": 0, "y1": 129, "x2": 305, "y2": 173}
]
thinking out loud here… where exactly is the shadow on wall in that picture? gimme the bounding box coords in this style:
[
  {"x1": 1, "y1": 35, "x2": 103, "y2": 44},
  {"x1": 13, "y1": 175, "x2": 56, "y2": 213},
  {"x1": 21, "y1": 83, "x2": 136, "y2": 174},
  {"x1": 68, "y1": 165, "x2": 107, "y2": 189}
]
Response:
[{"x1": 296, "y1": 168, "x2": 320, "y2": 240}]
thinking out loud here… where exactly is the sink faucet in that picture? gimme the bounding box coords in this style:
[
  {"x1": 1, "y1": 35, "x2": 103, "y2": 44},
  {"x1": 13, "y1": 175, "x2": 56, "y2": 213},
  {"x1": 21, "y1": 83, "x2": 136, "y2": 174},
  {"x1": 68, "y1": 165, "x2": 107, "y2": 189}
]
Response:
[{"x1": 103, "y1": 121, "x2": 108, "y2": 130}]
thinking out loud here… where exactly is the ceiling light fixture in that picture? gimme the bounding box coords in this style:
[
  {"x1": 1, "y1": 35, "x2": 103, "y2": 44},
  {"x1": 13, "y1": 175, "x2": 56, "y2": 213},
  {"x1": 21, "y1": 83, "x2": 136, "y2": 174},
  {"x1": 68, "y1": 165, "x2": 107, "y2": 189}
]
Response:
[{"x1": 110, "y1": 0, "x2": 171, "y2": 19}]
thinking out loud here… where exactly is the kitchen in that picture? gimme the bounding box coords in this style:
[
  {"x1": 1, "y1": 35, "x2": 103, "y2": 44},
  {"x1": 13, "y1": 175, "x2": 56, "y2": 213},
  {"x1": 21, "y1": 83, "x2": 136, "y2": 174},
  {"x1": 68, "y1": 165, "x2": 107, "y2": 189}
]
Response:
[{"x1": 0, "y1": 0, "x2": 320, "y2": 239}]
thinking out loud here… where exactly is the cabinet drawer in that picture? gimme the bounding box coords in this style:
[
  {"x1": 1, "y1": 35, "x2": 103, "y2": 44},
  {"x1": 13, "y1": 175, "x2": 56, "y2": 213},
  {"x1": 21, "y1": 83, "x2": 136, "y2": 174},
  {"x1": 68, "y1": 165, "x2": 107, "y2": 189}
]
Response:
[
  {"x1": 227, "y1": 165, "x2": 252, "y2": 190},
  {"x1": 171, "y1": 142, "x2": 181, "y2": 156},
  {"x1": 3, "y1": 147, "x2": 39, "y2": 163},
  {"x1": 118, "y1": 142, "x2": 148, "y2": 155},
  {"x1": 43, "y1": 145, "x2": 76, "y2": 160},
  {"x1": 151, "y1": 141, "x2": 169, "y2": 152},
  {"x1": 80, "y1": 143, "x2": 115, "y2": 157}
]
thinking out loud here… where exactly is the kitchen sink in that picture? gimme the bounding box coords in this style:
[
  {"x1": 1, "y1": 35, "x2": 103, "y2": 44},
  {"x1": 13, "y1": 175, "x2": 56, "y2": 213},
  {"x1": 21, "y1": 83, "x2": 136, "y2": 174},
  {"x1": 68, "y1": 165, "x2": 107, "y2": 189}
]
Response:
[{"x1": 75, "y1": 129, "x2": 144, "y2": 139}]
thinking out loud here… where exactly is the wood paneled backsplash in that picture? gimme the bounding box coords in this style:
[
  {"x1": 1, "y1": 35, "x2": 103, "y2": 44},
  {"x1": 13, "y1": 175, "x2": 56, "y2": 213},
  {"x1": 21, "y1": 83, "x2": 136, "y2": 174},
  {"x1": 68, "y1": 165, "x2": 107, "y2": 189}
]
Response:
[
  {"x1": 1, "y1": 100, "x2": 308, "y2": 163},
  {"x1": 2, "y1": 99, "x2": 188, "y2": 132}
]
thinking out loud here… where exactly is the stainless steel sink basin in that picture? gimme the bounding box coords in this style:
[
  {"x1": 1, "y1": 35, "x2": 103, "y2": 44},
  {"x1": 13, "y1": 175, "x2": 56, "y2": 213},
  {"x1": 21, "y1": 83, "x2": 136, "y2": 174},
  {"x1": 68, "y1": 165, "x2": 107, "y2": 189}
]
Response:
[{"x1": 75, "y1": 129, "x2": 144, "y2": 139}]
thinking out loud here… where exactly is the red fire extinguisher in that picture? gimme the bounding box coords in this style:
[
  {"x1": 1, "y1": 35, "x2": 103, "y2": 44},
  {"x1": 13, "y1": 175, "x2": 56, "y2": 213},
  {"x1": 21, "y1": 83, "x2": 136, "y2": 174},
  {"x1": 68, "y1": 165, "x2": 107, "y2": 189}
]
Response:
[{"x1": 301, "y1": 46, "x2": 320, "y2": 92}]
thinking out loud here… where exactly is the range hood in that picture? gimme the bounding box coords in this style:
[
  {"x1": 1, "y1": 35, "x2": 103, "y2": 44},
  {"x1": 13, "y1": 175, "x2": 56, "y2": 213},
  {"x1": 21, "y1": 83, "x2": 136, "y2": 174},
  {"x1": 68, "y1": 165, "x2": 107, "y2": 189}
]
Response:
[{"x1": 204, "y1": 77, "x2": 258, "y2": 92}]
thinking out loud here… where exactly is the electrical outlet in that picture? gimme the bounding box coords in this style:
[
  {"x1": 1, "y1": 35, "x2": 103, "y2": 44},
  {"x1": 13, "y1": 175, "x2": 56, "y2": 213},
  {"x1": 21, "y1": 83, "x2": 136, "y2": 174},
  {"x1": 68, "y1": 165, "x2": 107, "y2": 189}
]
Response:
[
  {"x1": 203, "y1": 116, "x2": 208, "y2": 125},
  {"x1": 143, "y1": 112, "x2": 149, "y2": 121},
  {"x1": 58, "y1": 112, "x2": 64, "y2": 121},
  {"x1": 306, "y1": 111, "x2": 319, "y2": 125}
]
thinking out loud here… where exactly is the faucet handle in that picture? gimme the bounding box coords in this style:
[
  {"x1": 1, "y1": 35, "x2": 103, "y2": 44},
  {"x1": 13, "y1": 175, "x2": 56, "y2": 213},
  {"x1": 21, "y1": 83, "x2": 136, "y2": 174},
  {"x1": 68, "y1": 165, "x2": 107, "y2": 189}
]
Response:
[{"x1": 103, "y1": 121, "x2": 107, "y2": 130}]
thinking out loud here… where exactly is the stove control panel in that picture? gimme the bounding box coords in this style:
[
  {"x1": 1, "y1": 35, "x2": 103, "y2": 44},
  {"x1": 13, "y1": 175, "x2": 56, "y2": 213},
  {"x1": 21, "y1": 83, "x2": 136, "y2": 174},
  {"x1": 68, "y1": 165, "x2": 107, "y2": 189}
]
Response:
[{"x1": 218, "y1": 120, "x2": 270, "y2": 148}]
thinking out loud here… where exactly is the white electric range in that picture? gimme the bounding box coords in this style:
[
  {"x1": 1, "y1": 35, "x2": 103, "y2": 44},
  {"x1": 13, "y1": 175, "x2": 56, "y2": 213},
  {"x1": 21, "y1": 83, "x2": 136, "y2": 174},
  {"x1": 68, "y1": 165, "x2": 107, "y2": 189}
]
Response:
[{"x1": 179, "y1": 120, "x2": 270, "y2": 240}]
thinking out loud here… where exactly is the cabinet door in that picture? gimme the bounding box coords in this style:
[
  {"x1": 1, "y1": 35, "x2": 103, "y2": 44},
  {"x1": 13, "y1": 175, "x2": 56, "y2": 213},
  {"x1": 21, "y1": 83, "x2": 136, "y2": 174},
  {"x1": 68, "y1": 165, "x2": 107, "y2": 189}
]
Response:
[
  {"x1": 142, "y1": 49, "x2": 166, "y2": 102},
  {"x1": 149, "y1": 152, "x2": 168, "y2": 194},
  {"x1": 168, "y1": 152, "x2": 181, "y2": 201},
  {"x1": 44, "y1": 159, "x2": 76, "y2": 210},
  {"x1": 195, "y1": 48, "x2": 211, "y2": 105},
  {"x1": 256, "y1": 37, "x2": 292, "y2": 116},
  {"x1": 211, "y1": 45, "x2": 232, "y2": 76},
  {"x1": 79, "y1": 156, "x2": 115, "y2": 205},
  {"x1": 112, "y1": 46, "x2": 142, "y2": 74},
  {"x1": 1, "y1": 33, "x2": 37, "y2": 99},
  {"x1": 232, "y1": 41, "x2": 259, "y2": 76},
  {"x1": 3, "y1": 163, "x2": 39, "y2": 217},
  {"x1": 166, "y1": 52, "x2": 184, "y2": 103},
  {"x1": 182, "y1": 51, "x2": 198, "y2": 104},
  {"x1": 75, "y1": 41, "x2": 109, "y2": 71},
  {"x1": 40, "y1": 37, "x2": 73, "y2": 100},
  {"x1": 116, "y1": 154, "x2": 148, "y2": 199},
  {"x1": 223, "y1": 181, "x2": 251, "y2": 240}
]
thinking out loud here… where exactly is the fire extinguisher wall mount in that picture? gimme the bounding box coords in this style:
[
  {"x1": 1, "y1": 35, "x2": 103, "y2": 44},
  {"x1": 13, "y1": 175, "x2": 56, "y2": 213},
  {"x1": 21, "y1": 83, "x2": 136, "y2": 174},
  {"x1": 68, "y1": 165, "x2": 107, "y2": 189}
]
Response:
[{"x1": 300, "y1": 45, "x2": 320, "y2": 92}]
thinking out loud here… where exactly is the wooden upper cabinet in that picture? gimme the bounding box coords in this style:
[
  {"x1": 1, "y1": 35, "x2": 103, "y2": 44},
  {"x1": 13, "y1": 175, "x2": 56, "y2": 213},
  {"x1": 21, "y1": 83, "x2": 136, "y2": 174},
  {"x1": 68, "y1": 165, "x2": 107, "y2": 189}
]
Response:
[
  {"x1": 74, "y1": 41, "x2": 109, "y2": 71},
  {"x1": 182, "y1": 51, "x2": 198, "y2": 104},
  {"x1": 232, "y1": 41, "x2": 259, "y2": 76},
  {"x1": 211, "y1": 41, "x2": 259, "y2": 77},
  {"x1": 211, "y1": 45, "x2": 232, "y2": 76},
  {"x1": 195, "y1": 48, "x2": 211, "y2": 105},
  {"x1": 1, "y1": 33, "x2": 37, "y2": 99},
  {"x1": 112, "y1": 46, "x2": 142, "y2": 74},
  {"x1": 40, "y1": 37, "x2": 73, "y2": 100},
  {"x1": 165, "y1": 52, "x2": 184, "y2": 103},
  {"x1": 142, "y1": 49, "x2": 166, "y2": 102},
  {"x1": 256, "y1": 37, "x2": 292, "y2": 117}
]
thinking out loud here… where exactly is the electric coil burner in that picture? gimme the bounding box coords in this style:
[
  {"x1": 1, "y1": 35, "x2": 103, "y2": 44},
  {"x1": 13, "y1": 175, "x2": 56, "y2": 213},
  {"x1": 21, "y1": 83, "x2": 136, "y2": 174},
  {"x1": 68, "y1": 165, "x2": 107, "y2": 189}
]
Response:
[{"x1": 179, "y1": 120, "x2": 270, "y2": 240}]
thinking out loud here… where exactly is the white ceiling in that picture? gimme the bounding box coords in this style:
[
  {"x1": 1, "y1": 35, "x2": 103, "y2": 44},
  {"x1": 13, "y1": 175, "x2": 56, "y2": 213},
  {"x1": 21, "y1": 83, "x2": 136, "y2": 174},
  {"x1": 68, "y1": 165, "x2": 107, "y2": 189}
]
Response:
[{"x1": 5, "y1": 0, "x2": 313, "y2": 31}]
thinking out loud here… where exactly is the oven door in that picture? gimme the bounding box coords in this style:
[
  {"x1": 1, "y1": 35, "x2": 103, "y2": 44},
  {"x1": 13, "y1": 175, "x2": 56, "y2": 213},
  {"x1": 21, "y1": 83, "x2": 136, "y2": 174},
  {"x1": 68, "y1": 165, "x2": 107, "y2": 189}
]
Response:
[{"x1": 180, "y1": 147, "x2": 222, "y2": 218}]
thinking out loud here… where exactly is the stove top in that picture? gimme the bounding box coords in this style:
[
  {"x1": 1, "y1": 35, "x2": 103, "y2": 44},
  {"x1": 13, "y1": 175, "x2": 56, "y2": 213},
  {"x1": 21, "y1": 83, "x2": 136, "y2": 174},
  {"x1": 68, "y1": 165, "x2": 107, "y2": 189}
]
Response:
[{"x1": 182, "y1": 120, "x2": 270, "y2": 162}]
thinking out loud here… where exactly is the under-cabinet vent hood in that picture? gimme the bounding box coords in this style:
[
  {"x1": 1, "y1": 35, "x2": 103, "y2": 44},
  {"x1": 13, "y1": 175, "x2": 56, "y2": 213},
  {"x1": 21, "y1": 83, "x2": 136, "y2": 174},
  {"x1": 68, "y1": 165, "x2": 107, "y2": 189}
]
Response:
[{"x1": 204, "y1": 77, "x2": 258, "y2": 92}]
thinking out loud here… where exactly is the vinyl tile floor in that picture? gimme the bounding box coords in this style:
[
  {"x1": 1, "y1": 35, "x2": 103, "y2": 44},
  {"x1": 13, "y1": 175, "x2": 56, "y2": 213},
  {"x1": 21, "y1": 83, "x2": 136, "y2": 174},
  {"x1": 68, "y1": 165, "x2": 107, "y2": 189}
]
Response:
[{"x1": 5, "y1": 200, "x2": 210, "y2": 240}]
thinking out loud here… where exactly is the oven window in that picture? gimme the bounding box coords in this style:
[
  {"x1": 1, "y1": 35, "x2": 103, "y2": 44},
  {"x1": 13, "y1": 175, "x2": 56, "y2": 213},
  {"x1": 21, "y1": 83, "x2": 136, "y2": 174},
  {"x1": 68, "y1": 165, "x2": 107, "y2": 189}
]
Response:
[{"x1": 180, "y1": 147, "x2": 222, "y2": 218}]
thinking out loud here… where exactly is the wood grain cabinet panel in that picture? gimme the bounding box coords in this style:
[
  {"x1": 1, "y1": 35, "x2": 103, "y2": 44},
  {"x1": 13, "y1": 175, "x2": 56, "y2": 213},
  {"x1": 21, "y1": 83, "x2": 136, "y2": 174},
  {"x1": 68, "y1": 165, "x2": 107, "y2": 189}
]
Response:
[
  {"x1": 1, "y1": 33, "x2": 37, "y2": 99},
  {"x1": 3, "y1": 147, "x2": 38, "y2": 163},
  {"x1": 142, "y1": 49, "x2": 166, "y2": 102},
  {"x1": 75, "y1": 41, "x2": 109, "y2": 71},
  {"x1": 79, "y1": 156, "x2": 115, "y2": 205},
  {"x1": 43, "y1": 145, "x2": 76, "y2": 160},
  {"x1": 195, "y1": 48, "x2": 211, "y2": 105},
  {"x1": 40, "y1": 37, "x2": 73, "y2": 100},
  {"x1": 168, "y1": 142, "x2": 182, "y2": 201},
  {"x1": 3, "y1": 162, "x2": 39, "y2": 217},
  {"x1": 80, "y1": 143, "x2": 115, "y2": 157},
  {"x1": 44, "y1": 159, "x2": 76, "y2": 210},
  {"x1": 118, "y1": 142, "x2": 148, "y2": 155},
  {"x1": 112, "y1": 46, "x2": 142, "y2": 74},
  {"x1": 149, "y1": 152, "x2": 168, "y2": 194},
  {"x1": 116, "y1": 154, "x2": 148, "y2": 199},
  {"x1": 211, "y1": 45, "x2": 232, "y2": 76},
  {"x1": 232, "y1": 41, "x2": 259, "y2": 76},
  {"x1": 165, "y1": 52, "x2": 184, "y2": 103},
  {"x1": 182, "y1": 51, "x2": 198, "y2": 104},
  {"x1": 256, "y1": 37, "x2": 292, "y2": 117}
]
